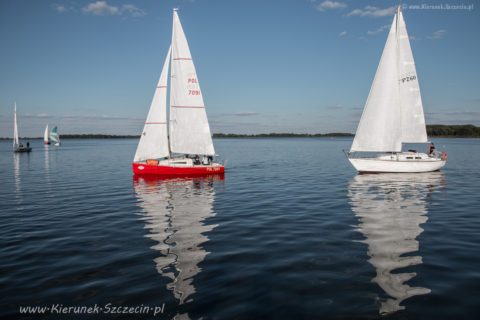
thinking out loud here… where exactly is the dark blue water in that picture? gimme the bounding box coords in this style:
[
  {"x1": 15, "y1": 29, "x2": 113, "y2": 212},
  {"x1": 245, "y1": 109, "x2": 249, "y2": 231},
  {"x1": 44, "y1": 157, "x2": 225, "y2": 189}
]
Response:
[{"x1": 1, "y1": 138, "x2": 479, "y2": 319}]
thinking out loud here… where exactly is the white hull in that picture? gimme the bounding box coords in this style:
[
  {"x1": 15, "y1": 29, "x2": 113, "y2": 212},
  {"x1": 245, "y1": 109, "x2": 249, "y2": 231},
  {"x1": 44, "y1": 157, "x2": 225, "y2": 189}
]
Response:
[{"x1": 349, "y1": 153, "x2": 446, "y2": 173}]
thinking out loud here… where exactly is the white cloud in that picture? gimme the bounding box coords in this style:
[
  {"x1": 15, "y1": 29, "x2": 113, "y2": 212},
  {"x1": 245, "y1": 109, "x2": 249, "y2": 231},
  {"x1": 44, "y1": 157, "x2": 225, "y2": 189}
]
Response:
[
  {"x1": 427, "y1": 29, "x2": 446, "y2": 40},
  {"x1": 339, "y1": 31, "x2": 347, "y2": 36},
  {"x1": 82, "y1": 1, "x2": 120, "y2": 15},
  {"x1": 367, "y1": 24, "x2": 390, "y2": 35},
  {"x1": 347, "y1": 5, "x2": 396, "y2": 18},
  {"x1": 53, "y1": 5, "x2": 68, "y2": 13},
  {"x1": 316, "y1": 1, "x2": 347, "y2": 12},
  {"x1": 121, "y1": 4, "x2": 146, "y2": 17},
  {"x1": 81, "y1": 1, "x2": 146, "y2": 17}
]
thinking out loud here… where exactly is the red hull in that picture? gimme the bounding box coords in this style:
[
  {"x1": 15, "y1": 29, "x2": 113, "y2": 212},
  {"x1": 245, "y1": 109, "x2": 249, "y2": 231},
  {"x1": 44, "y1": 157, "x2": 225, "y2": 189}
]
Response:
[{"x1": 132, "y1": 162, "x2": 225, "y2": 175}]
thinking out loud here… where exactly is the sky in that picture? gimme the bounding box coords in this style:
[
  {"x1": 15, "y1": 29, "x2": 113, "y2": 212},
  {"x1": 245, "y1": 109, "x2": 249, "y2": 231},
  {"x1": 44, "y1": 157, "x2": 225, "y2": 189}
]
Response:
[{"x1": 0, "y1": 0, "x2": 479, "y2": 137}]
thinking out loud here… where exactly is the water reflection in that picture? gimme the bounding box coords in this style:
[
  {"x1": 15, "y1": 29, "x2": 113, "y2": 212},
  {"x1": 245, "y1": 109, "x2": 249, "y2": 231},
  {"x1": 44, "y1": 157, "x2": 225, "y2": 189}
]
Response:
[
  {"x1": 133, "y1": 174, "x2": 223, "y2": 307},
  {"x1": 348, "y1": 172, "x2": 446, "y2": 315},
  {"x1": 13, "y1": 153, "x2": 21, "y2": 197}
]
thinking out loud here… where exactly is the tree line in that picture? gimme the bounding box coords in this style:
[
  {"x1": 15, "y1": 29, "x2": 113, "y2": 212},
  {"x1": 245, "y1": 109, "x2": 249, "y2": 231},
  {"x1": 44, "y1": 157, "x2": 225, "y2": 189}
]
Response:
[{"x1": 2, "y1": 125, "x2": 479, "y2": 140}]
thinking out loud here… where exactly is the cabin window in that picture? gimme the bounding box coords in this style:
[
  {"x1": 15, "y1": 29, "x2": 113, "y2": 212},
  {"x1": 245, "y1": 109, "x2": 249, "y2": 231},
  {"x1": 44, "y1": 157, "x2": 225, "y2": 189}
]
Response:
[
  {"x1": 406, "y1": 157, "x2": 413, "y2": 159},
  {"x1": 415, "y1": 157, "x2": 421, "y2": 159}
]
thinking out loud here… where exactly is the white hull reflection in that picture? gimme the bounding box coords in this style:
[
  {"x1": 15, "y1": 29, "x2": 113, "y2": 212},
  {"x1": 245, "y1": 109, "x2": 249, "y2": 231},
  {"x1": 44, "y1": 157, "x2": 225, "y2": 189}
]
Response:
[
  {"x1": 348, "y1": 172, "x2": 445, "y2": 315},
  {"x1": 133, "y1": 174, "x2": 223, "y2": 315}
]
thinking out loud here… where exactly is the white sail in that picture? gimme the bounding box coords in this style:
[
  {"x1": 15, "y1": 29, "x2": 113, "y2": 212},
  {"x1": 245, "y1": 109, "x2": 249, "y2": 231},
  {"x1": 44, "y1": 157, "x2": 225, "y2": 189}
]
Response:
[
  {"x1": 397, "y1": 10, "x2": 428, "y2": 143},
  {"x1": 351, "y1": 7, "x2": 428, "y2": 153},
  {"x1": 13, "y1": 102, "x2": 19, "y2": 147},
  {"x1": 44, "y1": 125, "x2": 49, "y2": 143},
  {"x1": 134, "y1": 47, "x2": 172, "y2": 162},
  {"x1": 351, "y1": 14, "x2": 401, "y2": 152},
  {"x1": 169, "y1": 9, "x2": 215, "y2": 156}
]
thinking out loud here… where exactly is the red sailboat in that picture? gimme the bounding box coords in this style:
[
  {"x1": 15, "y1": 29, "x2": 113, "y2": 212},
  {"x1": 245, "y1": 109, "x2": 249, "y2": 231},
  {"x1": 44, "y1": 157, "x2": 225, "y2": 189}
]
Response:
[{"x1": 132, "y1": 9, "x2": 224, "y2": 175}]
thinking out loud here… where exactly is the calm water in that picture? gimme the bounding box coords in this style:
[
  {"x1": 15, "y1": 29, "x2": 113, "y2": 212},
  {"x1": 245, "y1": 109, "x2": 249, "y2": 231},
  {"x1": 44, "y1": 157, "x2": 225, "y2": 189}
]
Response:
[{"x1": 1, "y1": 138, "x2": 479, "y2": 319}]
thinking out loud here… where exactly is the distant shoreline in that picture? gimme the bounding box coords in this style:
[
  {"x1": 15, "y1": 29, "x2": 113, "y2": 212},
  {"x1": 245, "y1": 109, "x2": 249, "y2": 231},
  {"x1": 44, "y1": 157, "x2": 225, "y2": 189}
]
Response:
[{"x1": 2, "y1": 125, "x2": 479, "y2": 140}]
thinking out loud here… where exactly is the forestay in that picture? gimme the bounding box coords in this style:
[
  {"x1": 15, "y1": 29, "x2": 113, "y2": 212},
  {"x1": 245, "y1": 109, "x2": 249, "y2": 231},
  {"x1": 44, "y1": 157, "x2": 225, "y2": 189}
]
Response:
[
  {"x1": 134, "y1": 47, "x2": 171, "y2": 162},
  {"x1": 169, "y1": 10, "x2": 215, "y2": 156}
]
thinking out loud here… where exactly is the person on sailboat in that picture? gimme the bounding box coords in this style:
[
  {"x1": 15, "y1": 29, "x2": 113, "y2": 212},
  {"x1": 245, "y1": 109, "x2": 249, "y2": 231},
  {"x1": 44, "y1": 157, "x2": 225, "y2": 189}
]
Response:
[
  {"x1": 27, "y1": 142, "x2": 30, "y2": 148},
  {"x1": 428, "y1": 142, "x2": 435, "y2": 156},
  {"x1": 194, "y1": 155, "x2": 200, "y2": 165}
]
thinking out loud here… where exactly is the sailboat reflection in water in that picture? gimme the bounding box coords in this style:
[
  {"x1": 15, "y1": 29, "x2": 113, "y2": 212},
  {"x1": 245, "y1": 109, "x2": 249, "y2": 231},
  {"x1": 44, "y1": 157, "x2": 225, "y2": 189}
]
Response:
[
  {"x1": 133, "y1": 175, "x2": 223, "y2": 307},
  {"x1": 348, "y1": 173, "x2": 445, "y2": 315}
]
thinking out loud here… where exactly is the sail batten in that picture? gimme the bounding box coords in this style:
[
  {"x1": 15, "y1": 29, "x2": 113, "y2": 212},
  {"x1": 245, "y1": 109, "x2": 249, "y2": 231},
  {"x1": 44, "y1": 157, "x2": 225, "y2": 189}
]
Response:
[{"x1": 350, "y1": 7, "x2": 428, "y2": 153}]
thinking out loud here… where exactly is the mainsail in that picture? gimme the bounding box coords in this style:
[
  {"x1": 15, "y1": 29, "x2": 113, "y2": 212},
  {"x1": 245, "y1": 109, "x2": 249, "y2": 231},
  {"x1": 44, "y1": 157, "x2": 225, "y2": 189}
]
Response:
[
  {"x1": 350, "y1": 7, "x2": 427, "y2": 153},
  {"x1": 134, "y1": 47, "x2": 172, "y2": 162},
  {"x1": 44, "y1": 125, "x2": 49, "y2": 144},
  {"x1": 169, "y1": 9, "x2": 215, "y2": 156},
  {"x1": 397, "y1": 9, "x2": 427, "y2": 143}
]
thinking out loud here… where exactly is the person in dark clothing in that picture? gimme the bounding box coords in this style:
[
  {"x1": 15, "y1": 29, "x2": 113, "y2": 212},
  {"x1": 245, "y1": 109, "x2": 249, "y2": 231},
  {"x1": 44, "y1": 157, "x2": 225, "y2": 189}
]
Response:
[{"x1": 428, "y1": 142, "x2": 435, "y2": 155}]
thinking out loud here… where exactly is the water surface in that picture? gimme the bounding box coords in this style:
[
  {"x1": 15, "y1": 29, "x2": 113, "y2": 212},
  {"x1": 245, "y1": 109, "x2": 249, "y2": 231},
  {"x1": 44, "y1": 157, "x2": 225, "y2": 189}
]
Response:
[{"x1": 1, "y1": 138, "x2": 479, "y2": 319}]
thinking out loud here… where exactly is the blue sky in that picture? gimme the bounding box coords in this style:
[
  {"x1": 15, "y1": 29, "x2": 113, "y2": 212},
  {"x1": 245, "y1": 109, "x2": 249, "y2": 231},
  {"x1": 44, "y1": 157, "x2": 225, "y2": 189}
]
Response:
[{"x1": 1, "y1": 0, "x2": 479, "y2": 137}]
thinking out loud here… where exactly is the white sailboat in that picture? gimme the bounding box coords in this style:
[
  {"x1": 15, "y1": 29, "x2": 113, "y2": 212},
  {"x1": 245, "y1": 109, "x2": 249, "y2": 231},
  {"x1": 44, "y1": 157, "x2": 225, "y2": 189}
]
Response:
[
  {"x1": 13, "y1": 102, "x2": 32, "y2": 153},
  {"x1": 347, "y1": 6, "x2": 446, "y2": 173},
  {"x1": 133, "y1": 9, "x2": 224, "y2": 175},
  {"x1": 44, "y1": 124, "x2": 50, "y2": 145},
  {"x1": 50, "y1": 126, "x2": 60, "y2": 146}
]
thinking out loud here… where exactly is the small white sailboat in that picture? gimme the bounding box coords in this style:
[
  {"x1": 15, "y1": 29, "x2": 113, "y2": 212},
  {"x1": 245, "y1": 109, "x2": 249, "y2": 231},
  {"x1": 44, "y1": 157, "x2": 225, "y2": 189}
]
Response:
[
  {"x1": 50, "y1": 126, "x2": 60, "y2": 146},
  {"x1": 44, "y1": 124, "x2": 50, "y2": 145},
  {"x1": 347, "y1": 6, "x2": 446, "y2": 173},
  {"x1": 13, "y1": 102, "x2": 32, "y2": 153},
  {"x1": 132, "y1": 9, "x2": 224, "y2": 175}
]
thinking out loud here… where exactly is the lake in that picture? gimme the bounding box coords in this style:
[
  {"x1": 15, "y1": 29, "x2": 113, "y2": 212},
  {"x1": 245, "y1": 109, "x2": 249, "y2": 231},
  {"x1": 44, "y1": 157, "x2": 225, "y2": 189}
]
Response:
[{"x1": 1, "y1": 138, "x2": 479, "y2": 319}]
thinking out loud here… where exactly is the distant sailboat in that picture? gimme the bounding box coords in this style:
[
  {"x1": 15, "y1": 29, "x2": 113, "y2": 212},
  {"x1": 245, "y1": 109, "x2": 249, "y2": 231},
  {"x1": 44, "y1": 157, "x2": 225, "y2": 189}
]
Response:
[
  {"x1": 13, "y1": 102, "x2": 32, "y2": 153},
  {"x1": 347, "y1": 6, "x2": 446, "y2": 173},
  {"x1": 50, "y1": 126, "x2": 60, "y2": 146},
  {"x1": 132, "y1": 9, "x2": 224, "y2": 175},
  {"x1": 44, "y1": 125, "x2": 50, "y2": 145}
]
